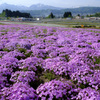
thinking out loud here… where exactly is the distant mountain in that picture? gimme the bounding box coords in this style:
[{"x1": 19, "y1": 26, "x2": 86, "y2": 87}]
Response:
[
  {"x1": 0, "y1": 3, "x2": 100, "y2": 17},
  {"x1": 21, "y1": 7, "x2": 100, "y2": 17},
  {"x1": 62, "y1": 7, "x2": 100, "y2": 16},
  {"x1": 29, "y1": 3, "x2": 62, "y2": 10},
  {"x1": 0, "y1": 3, "x2": 63, "y2": 13},
  {"x1": 0, "y1": 3, "x2": 28, "y2": 12}
]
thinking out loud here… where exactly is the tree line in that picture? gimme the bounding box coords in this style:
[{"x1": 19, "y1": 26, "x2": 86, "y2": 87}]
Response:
[
  {"x1": 47, "y1": 12, "x2": 72, "y2": 18},
  {"x1": 86, "y1": 12, "x2": 100, "y2": 17},
  {"x1": 1, "y1": 9, "x2": 32, "y2": 18},
  {"x1": 0, "y1": 9, "x2": 73, "y2": 18}
]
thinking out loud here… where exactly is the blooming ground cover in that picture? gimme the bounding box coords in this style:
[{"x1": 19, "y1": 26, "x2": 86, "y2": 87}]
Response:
[{"x1": 0, "y1": 24, "x2": 100, "y2": 100}]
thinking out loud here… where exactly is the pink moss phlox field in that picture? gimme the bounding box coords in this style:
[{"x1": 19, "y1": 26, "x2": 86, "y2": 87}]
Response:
[{"x1": 0, "y1": 24, "x2": 100, "y2": 99}]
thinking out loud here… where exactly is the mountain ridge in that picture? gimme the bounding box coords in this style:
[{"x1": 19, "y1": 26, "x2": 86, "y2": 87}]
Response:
[
  {"x1": 0, "y1": 3, "x2": 100, "y2": 17},
  {"x1": 0, "y1": 3, "x2": 63, "y2": 13}
]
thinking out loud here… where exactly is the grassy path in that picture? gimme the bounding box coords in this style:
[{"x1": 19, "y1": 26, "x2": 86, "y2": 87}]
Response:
[{"x1": 0, "y1": 21, "x2": 69, "y2": 28}]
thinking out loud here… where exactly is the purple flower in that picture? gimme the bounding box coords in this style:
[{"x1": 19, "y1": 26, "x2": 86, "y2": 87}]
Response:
[
  {"x1": 10, "y1": 71, "x2": 36, "y2": 83},
  {"x1": 36, "y1": 80, "x2": 78, "y2": 99},
  {"x1": 76, "y1": 87, "x2": 100, "y2": 100},
  {"x1": 0, "y1": 82, "x2": 39, "y2": 100},
  {"x1": 19, "y1": 57, "x2": 44, "y2": 71}
]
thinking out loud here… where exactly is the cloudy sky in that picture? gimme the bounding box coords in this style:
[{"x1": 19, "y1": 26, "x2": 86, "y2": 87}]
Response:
[{"x1": 0, "y1": 0, "x2": 100, "y2": 8}]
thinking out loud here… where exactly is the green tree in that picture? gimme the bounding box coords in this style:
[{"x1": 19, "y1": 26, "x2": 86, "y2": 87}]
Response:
[
  {"x1": 47, "y1": 12, "x2": 55, "y2": 18},
  {"x1": 95, "y1": 13, "x2": 100, "y2": 17},
  {"x1": 0, "y1": 11, "x2": 6, "y2": 17},
  {"x1": 63, "y1": 12, "x2": 72, "y2": 18},
  {"x1": 86, "y1": 13, "x2": 100, "y2": 17},
  {"x1": 77, "y1": 14, "x2": 80, "y2": 16},
  {"x1": 1, "y1": 9, "x2": 32, "y2": 18}
]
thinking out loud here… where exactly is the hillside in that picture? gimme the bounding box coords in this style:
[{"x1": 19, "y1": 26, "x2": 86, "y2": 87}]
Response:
[
  {"x1": 21, "y1": 7, "x2": 100, "y2": 17},
  {"x1": 0, "y1": 3, "x2": 100, "y2": 17}
]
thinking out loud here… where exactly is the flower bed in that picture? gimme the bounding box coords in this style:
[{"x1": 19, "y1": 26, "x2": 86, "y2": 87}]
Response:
[{"x1": 0, "y1": 24, "x2": 100, "y2": 99}]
